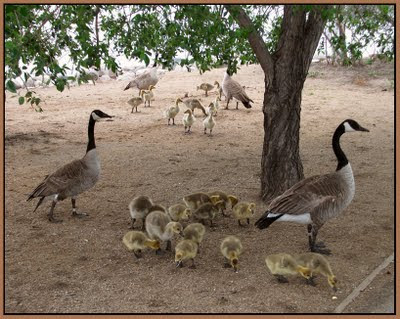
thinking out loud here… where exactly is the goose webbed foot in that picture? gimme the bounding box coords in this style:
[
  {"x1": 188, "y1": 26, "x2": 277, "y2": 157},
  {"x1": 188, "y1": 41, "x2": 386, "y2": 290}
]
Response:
[
  {"x1": 134, "y1": 250, "x2": 142, "y2": 259},
  {"x1": 310, "y1": 245, "x2": 331, "y2": 255},
  {"x1": 275, "y1": 275, "x2": 289, "y2": 283},
  {"x1": 48, "y1": 216, "x2": 63, "y2": 223},
  {"x1": 72, "y1": 211, "x2": 88, "y2": 218}
]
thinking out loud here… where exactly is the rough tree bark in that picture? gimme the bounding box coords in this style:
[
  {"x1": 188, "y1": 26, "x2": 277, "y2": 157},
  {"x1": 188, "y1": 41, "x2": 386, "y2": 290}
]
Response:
[{"x1": 226, "y1": 5, "x2": 328, "y2": 201}]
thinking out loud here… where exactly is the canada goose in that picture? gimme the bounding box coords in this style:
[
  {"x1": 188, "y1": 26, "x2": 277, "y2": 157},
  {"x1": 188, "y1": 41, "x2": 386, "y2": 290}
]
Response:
[
  {"x1": 175, "y1": 239, "x2": 198, "y2": 268},
  {"x1": 122, "y1": 230, "x2": 161, "y2": 258},
  {"x1": 145, "y1": 210, "x2": 183, "y2": 253},
  {"x1": 192, "y1": 202, "x2": 222, "y2": 226},
  {"x1": 124, "y1": 67, "x2": 159, "y2": 91},
  {"x1": 220, "y1": 235, "x2": 243, "y2": 272},
  {"x1": 255, "y1": 119, "x2": 369, "y2": 255},
  {"x1": 222, "y1": 68, "x2": 253, "y2": 109},
  {"x1": 197, "y1": 82, "x2": 214, "y2": 96},
  {"x1": 214, "y1": 81, "x2": 224, "y2": 100},
  {"x1": 265, "y1": 253, "x2": 312, "y2": 283},
  {"x1": 140, "y1": 85, "x2": 156, "y2": 107},
  {"x1": 127, "y1": 95, "x2": 144, "y2": 113},
  {"x1": 208, "y1": 191, "x2": 238, "y2": 216},
  {"x1": 182, "y1": 109, "x2": 196, "y2": 134},
  {"x1": 295, "y1": 252, "x2": 338, "y2": 291},
  {"x1": 183, "y1": 223, "x2": 206, "y2": 252},
  {"x1": 183, "y1": 192, "x2": 220, "y2": 211},
  {"x1": 203, "y1": 105, "x2": 216, "y2": 135},
  {"x1": 128, "y1": 195, "x2": 157, "y2": 230},
  {"x1": 164, "y1": 98, "x2": 182, "y2": 125},
  {"x1": 233, "y1": 202, "x2": 256, "y2": 226},
  {"x1": 168, "y1": 203, "x2": 191, "y2": 222},
  {"x1": 27, "y1": 110, "x2": 113, "y2": 223},
  {"x1": 182, "y1": 98, "x2": 207, "y2": 116}
]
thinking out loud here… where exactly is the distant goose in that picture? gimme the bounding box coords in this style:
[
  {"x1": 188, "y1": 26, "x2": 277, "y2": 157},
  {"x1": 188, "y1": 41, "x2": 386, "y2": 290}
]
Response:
[
  {"x1": 27, "y1": 110, "x2": 113, "y2": 223},
  {"x1": 222, "y1": 67, "x2": 253, "y2": 109},
  {"x1": 124, "y1": 67, "x2": 159, "y2": 91},
  {"x1": 197, "y1": 82, "x2": 214, "y2": 96},
  {"x1": 255, "y1": 119, "x2": 369, "y2": 254}
]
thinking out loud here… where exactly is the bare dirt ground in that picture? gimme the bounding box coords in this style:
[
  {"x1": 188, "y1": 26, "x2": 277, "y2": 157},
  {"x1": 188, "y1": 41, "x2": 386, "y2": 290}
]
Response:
[{"x1": 5, "y1": 61, "x2": 394, "y2": 313}]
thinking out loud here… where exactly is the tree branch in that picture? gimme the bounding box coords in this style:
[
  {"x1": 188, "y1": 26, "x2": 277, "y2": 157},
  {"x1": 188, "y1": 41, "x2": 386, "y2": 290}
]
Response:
[{"x1": 225, "y1": 5, "x2": 274, "y2": 84}]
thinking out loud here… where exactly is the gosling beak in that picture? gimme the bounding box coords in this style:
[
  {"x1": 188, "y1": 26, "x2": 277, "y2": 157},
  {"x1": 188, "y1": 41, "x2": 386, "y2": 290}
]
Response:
[{"x1": 176, "y1": 261, "x2": 182, "y2": 268}]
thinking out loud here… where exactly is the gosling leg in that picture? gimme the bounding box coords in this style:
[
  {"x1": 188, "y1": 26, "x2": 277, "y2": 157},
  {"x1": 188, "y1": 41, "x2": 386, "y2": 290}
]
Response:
[
  {"x1": 189, "y1": 258, "x2": 196, "y2": 269},
  {"x1": 166, "y1": 240, "x2": 172, "y2": 251},
  {"x1": 275, "y1": 275, "x2": 289, "y2": 283},
  {"x1": 129, "y1": 218, "x2": 136, "y2": 229}
]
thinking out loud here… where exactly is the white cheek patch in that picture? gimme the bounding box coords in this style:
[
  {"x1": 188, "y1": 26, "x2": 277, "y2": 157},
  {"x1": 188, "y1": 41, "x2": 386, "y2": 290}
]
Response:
[
  {"x1": 92, "y1": 112, "x2": 101, "y2": 121},
  {"x1": 344, "y1": 122, "x2": 356, "y2": 132}
]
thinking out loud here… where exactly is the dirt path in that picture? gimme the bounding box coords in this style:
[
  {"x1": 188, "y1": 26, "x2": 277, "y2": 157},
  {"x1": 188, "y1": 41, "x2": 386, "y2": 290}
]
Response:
[{"x1": 5, "y1": 62, "x2": 394, "y2": 313}]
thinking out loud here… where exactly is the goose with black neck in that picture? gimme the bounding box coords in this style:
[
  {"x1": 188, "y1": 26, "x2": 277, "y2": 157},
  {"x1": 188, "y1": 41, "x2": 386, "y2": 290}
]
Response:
[
  {"x1": 27, "y1": 109, "x2": 113, "y2": 223},
  {"x1": 255, "y1": 119, "x2": 369, "y2": 255}
]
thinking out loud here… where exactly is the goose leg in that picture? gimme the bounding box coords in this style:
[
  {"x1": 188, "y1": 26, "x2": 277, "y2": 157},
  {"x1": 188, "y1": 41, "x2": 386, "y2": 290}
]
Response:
[
  {"x1": 238, "y1": 220, "x2": 243, "y2": 227},
  {"x1": 236, "y1": 101, "x2": 239, "y2": 109},
  {"x1": 133, "y1": 249, "x2": 142, "y2": 259},
  {"x1": 308, "y1": 224, "x2": 331, "y2": 255},
  {"x1": 141, "y1": 219, "x2": 146, "y2": 231},
  {"x1": 48, "y1": 199, "x2": 63, "y2": 223},
  {"x1": 71, "y1": 198, "x2": 87, "y2": 218},
  {"x1": 225, "y1": 98, "x2": 230, "y2": 110},
  {"x1": 204, "y1": 127, "x2": 207, "y2": 134},
  {"x1": 167, "y1": 118, "x2": 170, "y2": 125},
  {"x1": 247, "y1": 218, "x2": 250, "y2": 225},
  {"x1": 172, "y1": 118, "x2": 175, "y2": 125}
]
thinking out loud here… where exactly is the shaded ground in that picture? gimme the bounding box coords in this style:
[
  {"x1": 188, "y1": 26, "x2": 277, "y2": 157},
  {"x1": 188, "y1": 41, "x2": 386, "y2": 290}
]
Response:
[{"x1": 5, "y1": 61, "x2": 394, "y2": 313}]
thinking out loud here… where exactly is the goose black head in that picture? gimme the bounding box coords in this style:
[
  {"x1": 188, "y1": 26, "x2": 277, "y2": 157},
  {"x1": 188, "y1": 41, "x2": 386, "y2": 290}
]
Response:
[
  {"x1": 91, "y1": 110, "x2": 113, "y2": 121},
  {"x1": 342, "y1": 119, "x2": 369, "y2": 133}
]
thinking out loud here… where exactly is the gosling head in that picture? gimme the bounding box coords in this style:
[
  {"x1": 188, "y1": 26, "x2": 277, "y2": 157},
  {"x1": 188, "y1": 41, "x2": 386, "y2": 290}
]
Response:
[
  {"x1": 184, "y1": 109, "x2": 193, "y2": 115},
  {"x1": 248, "y1": 203, "x2": 256, "y2": 215},
  {"x1": 182, "y1": 208, "x2": 191, "y2": 220},
  {"x1": 328, "y1": 275, "x2": 338, "y2": 292},
  {"x1": 175, "y1": 252, "x2": 184, "y2": 267},
  {"x1": 168, "y1": 222, "x2": 183, "y2": 236},
  {"x1": 176, "y1": 97, "x2": 183, "y2": 104},
  {"x1": 297, "y1": 266, "x2": 312, "y2": 280},
  {"x1": 148, "y1": 85, "x2": 156, "y2": 90},
  {"x1": 228, "y1": 195, "x2": 239, "y2": 208},
  {"x1": 229, "y1": 252, "x2": 239, "y2": 272},
  {"x1": 214, "y1": 80, "x2": 219, "y2": 86}
]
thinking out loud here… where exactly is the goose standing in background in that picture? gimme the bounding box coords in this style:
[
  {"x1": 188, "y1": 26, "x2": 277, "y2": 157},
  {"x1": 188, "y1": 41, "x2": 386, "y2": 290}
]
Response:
[
  {"x1": 222, "y1": 67, "x2": 253, "y2": 109},
  {"x1": 255, "y1": 119, "x2": 369, "y2": 255},
  {"x1": 124, "y1": 66, "x2": 159, "y2": 91},
  {"x1": 27, "y1": 110, "x2": 113, "y2": 223}
]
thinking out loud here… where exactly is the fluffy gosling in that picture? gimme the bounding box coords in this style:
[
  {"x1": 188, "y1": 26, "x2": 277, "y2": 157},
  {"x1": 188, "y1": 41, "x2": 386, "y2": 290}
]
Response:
[
  {"x1": 175, "y1": 239, "x2": 198, "y2": 268},
  {"x1": 122, "y1": 230, "x2": 160, "y2": 258},
  {"x1": 168, "y1": 203, "x2": 191, "y2": 222},
  {"x1": 265, "y1": 253, "x2": 312, "y2": 284},
  {"x1": 140, "y1": 84, "x2": 156, "y2": 107},
  {"x1": 164, "y1": 98, "x2": 182, "y2": 125},
  {"x1": 208, "y1": 191, "x2": 238, "y2": 216},
  {"x1": 232, "y1": 202, "x2": 256, "y2": 226},
  {"x1": 182, "y1": 109, "x2": 196, "y2": 134},
  {"x1": 295, "y1": 252, "x2": 338, "y2": 291},
  {"x1": 183, "y1": 223, "x2": 206, "y2": 252},
  {"x1": 203, "y1": 104, "x2": 216, "y2": 135},
  {"x1": 145, "y1": 210, "x2": 183, "y2": 253},
  {"x1": 197, "y1": 82, "x2": 214, "y2": 96},
  {"x1": 220, "y1": 235, "x2": 243, "y2": 272}
]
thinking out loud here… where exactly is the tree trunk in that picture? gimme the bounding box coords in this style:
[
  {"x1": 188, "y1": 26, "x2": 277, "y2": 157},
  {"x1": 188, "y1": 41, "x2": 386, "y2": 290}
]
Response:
[{"x1": 228, "y1": 5, "x2": 328, "y2": 201}]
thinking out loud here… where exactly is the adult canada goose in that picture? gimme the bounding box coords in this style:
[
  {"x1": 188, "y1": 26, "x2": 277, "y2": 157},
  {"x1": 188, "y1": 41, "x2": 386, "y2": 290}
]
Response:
[
  {"x1": 182, "y1": 109, "x2": 195, "y2": 134},
  {"x1": 255, "y1": 119, "x2": 369, "y2": 255},
  {"x1": 197, "y1": 82, "x2": 214, "y2": 96},
  {"x1": 124, "y1": 67, "x2": 159, "y2": 91},
  {"x1": 164, "y1": 98, "x2": 182, "y2": 125},
  {"x1": 182, "y1": 98, "x2": 207, "y2": 116},
  {"x1": 27, "y1": 110, "x2": 113, "y2": 223},
  {"x1": 222, "y1": 67, "x2": 253, "y2": 109}
]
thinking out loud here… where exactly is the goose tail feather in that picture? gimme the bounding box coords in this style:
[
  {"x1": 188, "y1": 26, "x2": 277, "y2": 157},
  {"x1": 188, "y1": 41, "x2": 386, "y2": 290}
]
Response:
[{"x1": 255, "y1": 212, "x2": 283, "y2": 229}]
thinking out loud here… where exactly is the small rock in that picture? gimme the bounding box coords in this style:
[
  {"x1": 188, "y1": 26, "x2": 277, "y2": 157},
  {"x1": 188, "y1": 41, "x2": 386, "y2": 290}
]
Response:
[{"x1": 332, "y1": 296, "x2": 338, "y2": 300}]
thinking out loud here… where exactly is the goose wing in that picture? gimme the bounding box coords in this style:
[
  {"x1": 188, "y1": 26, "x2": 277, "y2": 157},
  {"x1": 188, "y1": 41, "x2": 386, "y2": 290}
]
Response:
[
  {"x1": 27, "y1": 159, "x2": 87, "y2": 200},
  {"x1": 267, "y1": 173, "x2": 341, "y2": 216},
  {"x1": 124, "y1": 69, "x2": 158, "y2": 90},
  {"x1": 226, "y1": 78, "x2": 253, "y2": 103}
]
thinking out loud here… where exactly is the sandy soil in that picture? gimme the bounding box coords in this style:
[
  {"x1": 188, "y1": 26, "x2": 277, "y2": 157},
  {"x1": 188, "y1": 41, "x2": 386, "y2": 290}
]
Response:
[{"x1": 5, "y1": 61, "x2": 394, "y2": 313}]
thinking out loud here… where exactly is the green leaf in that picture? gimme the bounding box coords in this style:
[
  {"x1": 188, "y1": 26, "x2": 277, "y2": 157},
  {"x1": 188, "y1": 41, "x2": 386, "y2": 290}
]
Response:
[
  {"x1": 18, "y1": 96, "x2": 24, "y2": 105},
  {"x1": 6, "y1": 80, "x2": 17, "y2": 93}
]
